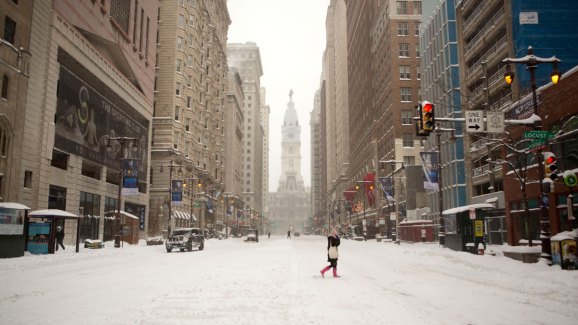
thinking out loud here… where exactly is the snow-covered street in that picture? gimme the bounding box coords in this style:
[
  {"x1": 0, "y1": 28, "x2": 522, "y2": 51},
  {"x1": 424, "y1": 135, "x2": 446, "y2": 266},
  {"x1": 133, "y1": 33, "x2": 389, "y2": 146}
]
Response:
[{"x1": 1, "y1": 236, "x2": 577, "y2": 325}]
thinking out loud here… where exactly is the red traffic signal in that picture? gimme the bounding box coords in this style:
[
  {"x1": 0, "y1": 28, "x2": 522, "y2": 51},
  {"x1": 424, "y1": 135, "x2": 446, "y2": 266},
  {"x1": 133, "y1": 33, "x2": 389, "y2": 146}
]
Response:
[
  {"x1": 543, "y1": 152, "x2": 558, "y2": 181},
  {"x1": 421, "y1": 101, "x2": 435, "y2": 132}
]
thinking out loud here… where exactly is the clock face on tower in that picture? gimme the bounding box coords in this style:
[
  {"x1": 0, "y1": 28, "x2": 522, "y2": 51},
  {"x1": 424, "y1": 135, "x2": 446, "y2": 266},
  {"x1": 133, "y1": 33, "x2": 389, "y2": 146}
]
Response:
[{"x1": 287, "y1": 132, "x2": 294, "y2": 139}]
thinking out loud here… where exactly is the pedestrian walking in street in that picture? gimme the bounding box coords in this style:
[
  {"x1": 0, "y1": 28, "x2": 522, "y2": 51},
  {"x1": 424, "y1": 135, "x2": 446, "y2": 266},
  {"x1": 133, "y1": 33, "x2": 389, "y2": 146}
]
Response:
[
  {"x1": 268, "y1": 232, "x2": 271, "y2": 239},
  {"x1": 55, "y1": 226, "x2": 65, "y2": 251},
  {"x1": 287, "y1": 230, "x2": 291, "y2": 239},
  {"x1": 320, "y1": 228, "x2": 340, "y2": 278}
]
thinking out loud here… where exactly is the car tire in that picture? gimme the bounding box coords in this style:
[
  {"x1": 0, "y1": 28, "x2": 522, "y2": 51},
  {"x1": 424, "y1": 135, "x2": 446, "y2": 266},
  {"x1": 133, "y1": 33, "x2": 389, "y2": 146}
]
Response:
[
  {"x1": 187, "y1": 243, "x2": 193, "y2": 252},
  {"x1": 199, "y1": 243, "x2": 204, "y2": 251},
  {"x1": 166, "y1": 247, "x2": 172, "y2": 253}
]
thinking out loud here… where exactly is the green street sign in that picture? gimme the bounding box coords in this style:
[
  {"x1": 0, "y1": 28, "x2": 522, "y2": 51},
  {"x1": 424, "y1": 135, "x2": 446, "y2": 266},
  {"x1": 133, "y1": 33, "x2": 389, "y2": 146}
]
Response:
[
  {"x1": 528, "y1": 139, "x2": 546, "y2": 149},
  {"x1": 564, "y1": 173, "x2": 578, "y2": 187},
  {"x1": 524, "y1": 131, "x2": 554, "y2": 140}
]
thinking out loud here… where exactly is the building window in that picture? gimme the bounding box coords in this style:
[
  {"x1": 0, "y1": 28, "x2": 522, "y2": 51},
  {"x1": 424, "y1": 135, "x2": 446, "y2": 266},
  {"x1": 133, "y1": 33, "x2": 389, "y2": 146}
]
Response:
[
  {"x1": 415, "y1": 22, "x2": 420, "y2": 36},
  {"x1": 403, "y1": 156, "x2": 416, "y2": 165},
  {"x1": 401, "y1": 110, "x2": 413, "y2": 125},
  {"x1": 417, "y1": 66, "x2": 421, "y2": 80},
  {"x1": 188, "y1": 14, "x2": 194, "y2": 27},
  {"x1": 413, "y1": 1, "x2": 422, "y2": 15},
  {"x1": 399, "y1": 43, "x2": 410, "y2": 57},
  {"x1": 24, "y1": 170, "x2": 32, "y2": 188},
  {"x1": 416, "y1": 43, "x2": 421, "y2": 58},
  {"x1": 132, "y1": 0, "x2": 138, "y2": 45},
  {"x1": 418, "y1": 87, "x2": 422, "y2": 101},
  {"x1": 178, "y1": 14, "x2": 184, "y2": 28},
  {"x1": 400, "y1": 65, "x2": 411, "y2": 79},
  {"x1": 145, "y1": 18, "x2": 150, "y2": 60},
  {"x1": 0, "y1": 127, "x2": 9, "y2": 157},
  {"x1": 177, "y1": 37, "x2": 183, "y2": 50},
  {"x1": 175, "y1": 82, "x2": 181, "y2": 96},
  {"x1": 400, "y1": 87, "x2": 412, "y2": 102},
  {"x1": 173, "y1": 132, "x2": 179, "y2": 149},
  {"x1": 1, "y1": 74, "x2": 8, "y2": 99},
  {"x1": 176, "y1": 59, "x2": 182, "y2": 72},
  {"x1": 187, "y1": 54, "x2": 193, "y2": 66},
  {"x1": 48, "y1": 185, "x2": 67, "y2": 210},
  {"x1": 397, "y1": 22, "x2": 408, "y2": 36},
  {"x1": 139, "y1": 8, "x2": 144, "y2": 53},
  {"x1": 396, "y1": 1, "x2": 408, "y2": 15},
  {"x1": 110, "y1": 0, "x2": 130, "y2": 33},
  {"x1": 3, "y1": 16, "x2": 16, "y2": 45},
  {"x1": 402, "y1": 134, "x2": 414, "y2": 147},
  {"x1": 187, "y1": 96, "x2": 192, "y2": 108},
  {"x1": 174, "y1": 106, "x2": 180, "y2": 121},
  {"x1": 51, "y1": 150, "x2": 68, "y2": 170}
]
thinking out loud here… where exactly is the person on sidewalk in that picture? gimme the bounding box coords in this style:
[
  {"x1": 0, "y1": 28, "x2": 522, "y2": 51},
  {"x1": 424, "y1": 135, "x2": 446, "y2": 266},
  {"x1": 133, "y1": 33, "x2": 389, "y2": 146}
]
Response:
[
  {"x1": 320, "y1": 229, "x2": 340, "y2": 278},
  {"x1": 55, "y1": 226, "x2": 65, "y2": 251},
  {"x1": 287, "y1": 230, "x2": 291, "y2": 239}
]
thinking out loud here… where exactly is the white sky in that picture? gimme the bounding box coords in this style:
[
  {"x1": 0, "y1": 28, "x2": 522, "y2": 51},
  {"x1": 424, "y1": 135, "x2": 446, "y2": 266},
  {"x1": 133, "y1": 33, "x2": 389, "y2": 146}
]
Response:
[
  {"x1": 226, "y1": 0, "x2": 330, "y2": 191},
  {"x1": 2, "y1": 237, "x2": 577, "y2": 324}
]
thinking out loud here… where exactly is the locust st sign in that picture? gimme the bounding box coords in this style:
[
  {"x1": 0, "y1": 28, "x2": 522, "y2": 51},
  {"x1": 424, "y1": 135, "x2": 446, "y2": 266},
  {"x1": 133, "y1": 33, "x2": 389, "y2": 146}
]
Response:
[{"x1": 466, "y1": 110, "x2": 484, "y2": 133}]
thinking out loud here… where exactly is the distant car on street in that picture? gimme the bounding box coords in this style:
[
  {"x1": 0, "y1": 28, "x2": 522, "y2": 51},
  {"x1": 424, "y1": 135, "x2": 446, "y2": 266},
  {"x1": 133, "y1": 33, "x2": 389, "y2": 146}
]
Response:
[
  {"x1": 166, "y1": 228, "x2": 204, "y2": 252},
  {"x1": 294, "y1": 232, "x2": 300, "y2": 237}
]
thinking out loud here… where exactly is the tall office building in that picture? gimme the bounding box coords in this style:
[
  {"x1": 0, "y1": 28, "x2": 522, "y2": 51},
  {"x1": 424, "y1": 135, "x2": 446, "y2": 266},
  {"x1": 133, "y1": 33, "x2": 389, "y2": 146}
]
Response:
[
  {"x1": 455, "y1": 0, "x2": 578, "y2": 244},
  {"x1": 260, "y1": 88, "x2": 270, "y2": 217},
  {"x1": 151, "y1": 0, "x2": 230, "y2": 234},
  {"x1": 16, "y1": 0, "x2": 157, "y2": 245},
  {"x1": 322, "y1": 0, "x2": 350, "y2": 225},
  {"x1": 310, "y1": 90, "x2": 323, "y2": 232},
  {"x1": 420, "y1": 0, "x2": 468, "y2": 234},
  {"x1": 0, "y1": 0, "x2": 32, "y2": 203},
  {"x1": 227, "y1": 42, "x2": 265, "y2": 215},
  {"x1": 223, "y1": 67, "x2": 244, "y2": 198}
]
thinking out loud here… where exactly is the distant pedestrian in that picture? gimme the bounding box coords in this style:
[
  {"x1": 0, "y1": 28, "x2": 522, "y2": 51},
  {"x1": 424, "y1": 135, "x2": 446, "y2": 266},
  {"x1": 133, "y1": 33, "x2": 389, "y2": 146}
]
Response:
[
  {"x1": 268, "y1": 232, "x2": 271, "y2": 239},
  {"x1": 287, "y1": 230, "x2": 291, "y2": 239},
  {"x1": 55, "y1": 226, "x2": 65, "y2": 251},
  {"x1": 320, "y1": 228, "x2": 340, "y2": 278}
]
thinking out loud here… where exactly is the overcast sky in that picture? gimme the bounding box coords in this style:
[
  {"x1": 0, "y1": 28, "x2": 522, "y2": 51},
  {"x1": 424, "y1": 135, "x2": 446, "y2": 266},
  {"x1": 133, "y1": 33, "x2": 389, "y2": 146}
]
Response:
[{"x1": 227, "y1": 0, "x2": 330, "y2": 191}]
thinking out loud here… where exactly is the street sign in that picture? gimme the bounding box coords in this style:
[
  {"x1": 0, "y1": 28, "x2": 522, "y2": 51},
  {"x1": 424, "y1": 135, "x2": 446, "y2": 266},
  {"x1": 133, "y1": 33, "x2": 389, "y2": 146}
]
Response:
[
  {"x1": 486, "y1": 111, "x2": 505, "y2": 134},
  {"x1": 466, "y1": 110, "x2": 484, "y2": 133},
  {"x1": 528, "y1": 139, "x2": 546, "y2": 152},
  {"x1": 524, "y1": 131, "x2": 554, "y2": 139}
]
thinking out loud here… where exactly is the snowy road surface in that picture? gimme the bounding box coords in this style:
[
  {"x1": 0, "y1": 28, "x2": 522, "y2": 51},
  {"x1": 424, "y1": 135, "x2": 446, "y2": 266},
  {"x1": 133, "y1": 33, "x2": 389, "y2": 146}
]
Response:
[{"x1": 1, "y1": 236, "x2": 577, "y2": 325}]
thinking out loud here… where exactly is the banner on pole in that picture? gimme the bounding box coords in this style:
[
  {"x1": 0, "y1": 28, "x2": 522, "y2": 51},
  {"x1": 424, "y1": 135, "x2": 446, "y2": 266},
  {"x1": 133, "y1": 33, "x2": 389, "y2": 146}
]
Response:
[
  {"x1": 420, "y1": 151, "x2": 439, "y2": 190},
  {"x1": 171, "y1": 179, "x2": 183, "y2": 205}
]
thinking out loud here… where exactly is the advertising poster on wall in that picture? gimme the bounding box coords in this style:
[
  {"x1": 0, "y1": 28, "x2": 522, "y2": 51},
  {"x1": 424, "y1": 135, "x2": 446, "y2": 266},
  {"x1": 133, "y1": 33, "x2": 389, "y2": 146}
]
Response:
[
  {"x1": 420, "y1": 152, "x2": 439, "y2": 190},
  {"x1": 27, "y1": 223, "x2": 51, "y2": 254},
  {"x1": 55, "y1": 50, "x2": 149, "y2": 176}
]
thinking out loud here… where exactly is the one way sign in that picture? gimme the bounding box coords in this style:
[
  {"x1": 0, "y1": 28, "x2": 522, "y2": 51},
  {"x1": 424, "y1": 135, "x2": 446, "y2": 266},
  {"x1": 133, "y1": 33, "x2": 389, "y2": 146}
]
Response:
[{"x1": 466, "y1": 110, "x2": 484, "y2": 133}]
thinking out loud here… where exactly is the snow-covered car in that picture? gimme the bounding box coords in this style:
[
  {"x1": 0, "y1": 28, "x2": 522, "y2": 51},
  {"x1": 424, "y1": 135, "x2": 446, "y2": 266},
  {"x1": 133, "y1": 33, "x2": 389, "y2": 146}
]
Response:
[
  {"x1": 244, "y1": 233, "x2": 258, "y2": 242},
  {"x1": 352, "y1": 236, "x2": 365, "y2": 241},
  {"x1": 166, "y1": 228, "x2": 204, "y2": 252}
]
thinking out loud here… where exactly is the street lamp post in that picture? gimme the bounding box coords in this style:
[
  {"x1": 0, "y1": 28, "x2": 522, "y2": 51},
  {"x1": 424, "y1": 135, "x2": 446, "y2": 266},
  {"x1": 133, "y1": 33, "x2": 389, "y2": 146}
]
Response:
[
  {"x1": 160, "y1": 161, "x2": 182, "y2": 237},
  {"x1": 105, "y1": 136, "x2": 138, "y2": 248},
  {"x1": 503, "y1": 46, "x2": 561, "y2": 261},
  {"x1": 380, "y1": 159, "x2": 405, "y2": 245}
]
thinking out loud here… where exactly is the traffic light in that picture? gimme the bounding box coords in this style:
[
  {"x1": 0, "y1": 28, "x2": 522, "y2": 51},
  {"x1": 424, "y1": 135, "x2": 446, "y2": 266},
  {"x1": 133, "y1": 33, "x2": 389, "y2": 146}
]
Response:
[
  {"x1": 543, "y1": 152, "x2": 558, "y2": 181},
  {"x1": 421, "y1": 101, "x2": 435, "y2": 133}
]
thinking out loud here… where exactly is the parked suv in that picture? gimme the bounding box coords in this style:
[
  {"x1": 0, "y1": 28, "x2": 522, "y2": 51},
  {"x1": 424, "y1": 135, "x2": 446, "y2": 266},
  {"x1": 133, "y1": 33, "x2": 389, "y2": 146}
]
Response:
[{"x1": 166, "y1": 228, "x2": 204, "y2": 252}]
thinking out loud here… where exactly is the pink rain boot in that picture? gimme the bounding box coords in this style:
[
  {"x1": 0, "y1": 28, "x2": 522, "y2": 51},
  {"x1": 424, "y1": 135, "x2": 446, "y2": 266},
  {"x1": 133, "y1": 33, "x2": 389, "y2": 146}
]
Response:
[
  {"x1": 333, "y1": 268, "x2": 340, "y2": 278},
  {"x1": 320, "y1": 266, "x2": 331, "y2": 278}
]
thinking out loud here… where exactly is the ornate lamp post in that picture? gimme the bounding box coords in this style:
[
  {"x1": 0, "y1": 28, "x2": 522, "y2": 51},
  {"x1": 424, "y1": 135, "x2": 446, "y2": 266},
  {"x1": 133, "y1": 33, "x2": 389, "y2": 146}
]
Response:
[
  {"x1": 104, "y1": 136, "x2": 138, "y2": 248},
  {"x1": 503, "y1": 46, "x2": 561, "y2": 261}
]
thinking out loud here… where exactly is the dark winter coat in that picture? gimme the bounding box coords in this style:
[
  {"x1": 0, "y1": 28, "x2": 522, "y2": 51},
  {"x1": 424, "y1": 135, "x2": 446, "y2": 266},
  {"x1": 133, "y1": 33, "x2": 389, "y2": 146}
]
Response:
[
  {"x1": 327, "y1": 235, "x2": 340, "y2": 263},
  {"x1": 56, "y1": 229, "x2": 65, "y2": 241}
]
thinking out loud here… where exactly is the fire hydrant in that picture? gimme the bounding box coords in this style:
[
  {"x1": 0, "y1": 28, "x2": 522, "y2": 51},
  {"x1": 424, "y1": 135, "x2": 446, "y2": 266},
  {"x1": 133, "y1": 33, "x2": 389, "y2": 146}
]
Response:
[{"x1": 477, "y1": 243, "x2": 485, "y2": 255}]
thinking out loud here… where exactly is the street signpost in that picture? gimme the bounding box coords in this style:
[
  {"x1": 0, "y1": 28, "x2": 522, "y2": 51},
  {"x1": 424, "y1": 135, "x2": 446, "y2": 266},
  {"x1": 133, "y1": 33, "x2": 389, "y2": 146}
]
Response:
[
  {"x1": 486, "y1": 111, "x2": 505, "y2": 134},
  {"x1": 465, "y1": 111, "x2": 484, "y2": 133},
  {"x1": 524, "y1": 130, "x2": 554, "y2": 140}
]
